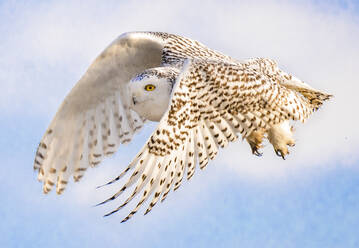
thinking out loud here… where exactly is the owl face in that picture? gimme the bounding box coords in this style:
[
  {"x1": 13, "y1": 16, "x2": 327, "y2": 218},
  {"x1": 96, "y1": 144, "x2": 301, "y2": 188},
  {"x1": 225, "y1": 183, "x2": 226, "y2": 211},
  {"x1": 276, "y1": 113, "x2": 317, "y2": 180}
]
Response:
[{"x1": 129, "y1": 70, "x2": 175, "y2": 122}]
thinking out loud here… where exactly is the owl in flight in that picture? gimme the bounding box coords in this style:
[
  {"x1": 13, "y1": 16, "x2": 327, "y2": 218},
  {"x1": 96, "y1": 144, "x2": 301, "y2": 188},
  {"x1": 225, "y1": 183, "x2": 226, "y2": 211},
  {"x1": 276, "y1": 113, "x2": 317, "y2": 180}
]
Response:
[{"x1": 34, "y1": 32, "x2": 332, "y2": 222}]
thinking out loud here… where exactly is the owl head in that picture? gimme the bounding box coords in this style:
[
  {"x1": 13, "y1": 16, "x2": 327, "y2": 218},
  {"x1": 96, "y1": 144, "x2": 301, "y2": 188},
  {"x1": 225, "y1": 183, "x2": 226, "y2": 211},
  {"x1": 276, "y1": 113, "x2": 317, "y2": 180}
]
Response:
[{"x1": 129, "y1": 67, "x2": 180, "y2": 121}]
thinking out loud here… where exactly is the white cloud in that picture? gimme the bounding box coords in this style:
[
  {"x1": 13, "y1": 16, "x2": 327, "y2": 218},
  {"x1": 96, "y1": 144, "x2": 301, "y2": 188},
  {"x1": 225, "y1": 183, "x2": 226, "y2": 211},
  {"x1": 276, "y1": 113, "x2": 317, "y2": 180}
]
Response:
[{"x1": 1, "y1": 0, "x2": 358, "y2": 184}]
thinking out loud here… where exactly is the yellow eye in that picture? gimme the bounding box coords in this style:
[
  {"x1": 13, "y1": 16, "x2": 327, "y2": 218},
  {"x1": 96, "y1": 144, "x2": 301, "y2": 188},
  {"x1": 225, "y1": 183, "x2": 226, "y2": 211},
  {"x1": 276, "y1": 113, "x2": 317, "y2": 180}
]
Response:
[{"x1": 144, "y1": 84, "x2": 156, "y2": 91}]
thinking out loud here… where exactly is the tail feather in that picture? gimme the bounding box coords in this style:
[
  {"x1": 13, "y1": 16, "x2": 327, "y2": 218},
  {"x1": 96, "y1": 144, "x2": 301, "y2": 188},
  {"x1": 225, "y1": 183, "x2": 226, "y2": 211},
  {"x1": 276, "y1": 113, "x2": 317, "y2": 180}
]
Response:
[{"x1": 280, "y1": 76, "x2": 332, "y2": 110}]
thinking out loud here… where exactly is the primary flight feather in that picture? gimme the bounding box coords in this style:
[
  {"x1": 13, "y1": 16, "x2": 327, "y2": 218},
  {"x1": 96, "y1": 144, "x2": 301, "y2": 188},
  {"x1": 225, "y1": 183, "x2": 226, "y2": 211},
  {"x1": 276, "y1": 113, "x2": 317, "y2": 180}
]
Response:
[{"x1": 33, "y1": 31, "x2": 332, "y2": 222}]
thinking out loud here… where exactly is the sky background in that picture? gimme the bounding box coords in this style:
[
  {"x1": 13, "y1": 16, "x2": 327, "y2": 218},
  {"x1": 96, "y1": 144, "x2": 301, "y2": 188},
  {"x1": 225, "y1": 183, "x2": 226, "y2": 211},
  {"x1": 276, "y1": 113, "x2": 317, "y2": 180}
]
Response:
[{"x1": 1, "y1": 0, "x2": 359, "y2": 247}]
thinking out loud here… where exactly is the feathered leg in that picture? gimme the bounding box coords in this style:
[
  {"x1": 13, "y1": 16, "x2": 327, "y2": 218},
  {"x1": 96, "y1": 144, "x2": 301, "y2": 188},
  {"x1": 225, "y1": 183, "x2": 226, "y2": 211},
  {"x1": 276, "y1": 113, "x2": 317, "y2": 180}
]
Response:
[
  {"x1": 267, "y1": 121, "x2": 295, "y2": 159},
  {"x1": 246, "y1": 129, "x2": 265, "y2": 156}
]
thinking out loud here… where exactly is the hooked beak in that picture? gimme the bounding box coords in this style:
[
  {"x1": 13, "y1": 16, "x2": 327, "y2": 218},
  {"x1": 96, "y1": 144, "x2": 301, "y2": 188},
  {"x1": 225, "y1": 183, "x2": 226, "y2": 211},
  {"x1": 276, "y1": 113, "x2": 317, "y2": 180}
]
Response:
[{"x1": 132, "y1": 96, "x2": 137, "y2": 106}]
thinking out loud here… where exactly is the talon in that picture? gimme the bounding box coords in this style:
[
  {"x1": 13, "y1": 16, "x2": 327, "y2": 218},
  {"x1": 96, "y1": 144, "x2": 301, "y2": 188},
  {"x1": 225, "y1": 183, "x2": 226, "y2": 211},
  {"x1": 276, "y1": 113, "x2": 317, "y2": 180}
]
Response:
[
  {"x1": 249, "y1": 142, "x2": 263, "y2": 157},
  {"x1": 275, "y1": 149, "x2": 286, "y2": 160},
  {"x1": 252, "y1": 147, "x2": 263, "y2": 157}
]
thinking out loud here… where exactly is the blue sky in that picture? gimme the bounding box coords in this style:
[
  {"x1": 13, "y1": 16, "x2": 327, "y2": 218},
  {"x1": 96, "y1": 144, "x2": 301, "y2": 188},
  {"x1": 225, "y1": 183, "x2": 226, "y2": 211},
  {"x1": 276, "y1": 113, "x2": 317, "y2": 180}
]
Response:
[{"x1": 1, "y1": 0, "x2": 359, "y2": 247}]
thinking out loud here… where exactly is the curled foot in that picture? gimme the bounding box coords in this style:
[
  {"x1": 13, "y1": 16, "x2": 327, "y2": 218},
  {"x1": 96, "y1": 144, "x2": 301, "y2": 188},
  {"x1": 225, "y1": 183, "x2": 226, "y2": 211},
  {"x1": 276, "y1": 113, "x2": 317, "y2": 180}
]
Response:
[
  {"x1": 275, "y1": 142, "x2": 295, "y2": 160},
  {"x1": 246, "y1": 130, "x2": 265, "y2": 157},
  {"x1": 268, "y1": 121, "x2": 295, "y2": 160}
]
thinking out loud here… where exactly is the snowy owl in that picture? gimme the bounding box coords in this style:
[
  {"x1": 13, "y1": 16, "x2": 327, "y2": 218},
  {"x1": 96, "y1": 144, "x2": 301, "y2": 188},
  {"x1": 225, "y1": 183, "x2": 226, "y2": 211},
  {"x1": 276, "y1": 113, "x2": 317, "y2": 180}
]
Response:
[{"x1": 33, "y1": 31, "x2": 332, "y2": 222}]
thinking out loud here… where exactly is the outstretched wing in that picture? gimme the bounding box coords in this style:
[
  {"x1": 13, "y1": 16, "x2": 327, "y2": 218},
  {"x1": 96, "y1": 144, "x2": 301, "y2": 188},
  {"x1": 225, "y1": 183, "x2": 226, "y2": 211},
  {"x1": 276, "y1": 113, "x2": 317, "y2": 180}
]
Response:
[
  {"x1": 98, "y1": 59, "x2": 328, "y2": 222},
  {"x1": 34, "y1": 32, "x2": 165, "y2": 194},
  {"x1": 33, "y1": 32, "x2": 239, "y2": 195}
]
